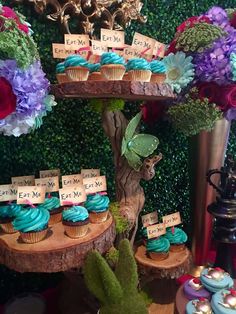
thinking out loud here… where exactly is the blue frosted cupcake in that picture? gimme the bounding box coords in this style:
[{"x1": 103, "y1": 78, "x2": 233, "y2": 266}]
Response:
[
  {"x1": 62, "y1": 206, "x2": 89, "y2": 238},
  {"x1": 100, "y1": 52, "x2": 126, "y2": 80},
  {"x1": 64, "y1": 54, "x2": 89, "y2": 81},
  {"x1": 84, "y1": 193, "x2": 110, "y2": 223},
  {"x1": 150, "y1": 60, "x2": 166, "y2": 83},
  {"x1": 13, "y1": 207, "x2": 50, "y2": 243},
  {"x1": 88, "y1": 63, "x2": 102, "y2": 81},
  {"x1": 126, "y1": 58, "x2": 151, "y2": 82},
  {"x1": 200, "y1": 268, "x2": 234, "y2": 293},
  {"x1": 164, "y1": 227, "x2": 188, "y2": 252},
  {"x1": 56, "y1": 62, "x2": 68, "y2": 84},
  {"x1": 146, "y1": 236, "x2": 170, "y2": 261},
  {"x1": 211, "y1": 289, "x2": 236, "y2": 314},
  {"x1": 186, "y1": 299, "x2": 213, "y2": 314},
  {"x1": 0, "y1": 203, "x2": 21, "y2": 233},
  {"x1": 38, "y1": 196, "x2": 63, "y2": 225}
]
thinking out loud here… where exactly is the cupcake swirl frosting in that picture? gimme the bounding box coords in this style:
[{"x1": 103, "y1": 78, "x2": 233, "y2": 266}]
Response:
[
  {"x1": 13, "y1": 207, "x2": 49, "y2": 232},
  {"x1": 146, "y1": 237, "x2": 170, "y2": 253},
  {"x1": 101, "y1": 52, "x2": 125, "y2": 65},
  {"x1": 84, "y1": 194, "x2": 110, "y2": 212},
  {"x1": 56, "y1": 62, "x2": 65, "y2": 73},
  {"x1": 88, "y1": 63, "x2": 101, "y2": 73},
  {"x1": 64, "y1": 55, "x2": 89, "y2": 68},
  {"x1": 62, "y1": 206, "x2": 89, "y2": 222},
  {"x1": 38, "y1": 197, "x2": 60, "y2": 212},
  {"x1": 150, "y1": 60, "x2": 166, "y2": 74},
  {"x1": 165, "y1": 227, "x2": 188, "y2": 244},
  {"x1": 0, "y1": 203, "x2": 21, "y2": 218},
  {"x1": 126, "y1": 58, "x2": 151, "y2": 71}
]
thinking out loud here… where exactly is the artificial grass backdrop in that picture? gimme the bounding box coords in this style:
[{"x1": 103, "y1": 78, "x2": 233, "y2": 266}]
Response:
[{"x1": 0, "y1": 0, "x2": 236, "y2": 302}]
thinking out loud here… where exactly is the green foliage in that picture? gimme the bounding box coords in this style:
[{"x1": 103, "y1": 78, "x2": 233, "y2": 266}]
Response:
[
  {"x1": 0, "y1": 17, "x2": 39, "y2": 68},
  {"x1": 84, "y1": 240, "x2": 148, "y2": 314},
  {"x1": 109, "y1": 202, "x2": 129, "y2": 234},
  {"x1": 175, "y1": 23, "x2": 226, "y2": 52},
  {"x1": 84, "y1": 250, "x2": 123, "y2": 306},
  {"x1": 90, "y1": 99, "x2": 125, "y2": 113},
  {"x1": 105, "y1": 247, "x2": 119, "y2": 269},
  {"x1": 168, "y1": 89, "x2": 222, "y2": 136}
]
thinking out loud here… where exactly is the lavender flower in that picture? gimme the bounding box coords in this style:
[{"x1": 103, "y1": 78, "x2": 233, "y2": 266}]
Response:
[{"x1": 206, "y1": 6, "x2": 229, "y2": 26}]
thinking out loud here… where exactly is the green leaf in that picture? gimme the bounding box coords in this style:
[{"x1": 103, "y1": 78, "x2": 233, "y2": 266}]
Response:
[
  {"x1": 124, "y1": 149, "x2": 142, "y2": 171},
  {"x1": 121, "y1": 137, "x2": 127, "y2": 156},
  {"x1": 130, "y1": 134, "x2": 159, "y2": 157},
  {"x1": 124, "y1": 112, "x2": 142, "y2": 141}
]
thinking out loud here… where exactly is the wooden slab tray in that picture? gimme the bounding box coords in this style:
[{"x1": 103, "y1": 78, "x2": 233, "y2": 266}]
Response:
[
  {"x1": 135, "y1": 245, "x2": 192, "y2": 280},
  {"x1": 0, "y1": 214, "x2": 115, "y2": 273},
  {"x1": 51, "y1": 81, "x2": 175, "y2": 101}
]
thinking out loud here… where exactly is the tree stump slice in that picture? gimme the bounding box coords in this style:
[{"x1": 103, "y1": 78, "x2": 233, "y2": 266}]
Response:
[
  {"x1": 0, "y1": 214, "x2": 115, "y2": 273},
  {"x1": 51, "y1": 81, "x2": 175, "y2": 101},
  {"x1": 135, "y1": 245, "x2": 192, "y2": 281}
]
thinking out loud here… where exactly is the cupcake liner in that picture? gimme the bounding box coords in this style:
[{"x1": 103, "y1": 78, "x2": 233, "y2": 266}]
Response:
[
  {"x1": 20, "y1": 228, "x2": 48, "y2": 244},
  {"x1": 88, "y1": 72, "x2": 103, "y2": 81},
  {"x1": 170, "y1": 243, "x2": 185, "y2": 252},
  {"x1": 0, "y1": 222, "x2": 17, "y2": 234},
  {"x1": 149, "y1": 251, "x2": 169, "y2": 261},
  {"x1": 128, "y1": 70, "x2": 152, "y2": 82},
  {"x1": 66, "y1": 66, "x2": 89, "y2": 81},
  {"x1": 89, "y1": 210, "x2": 109, "y2": 224},
  {"x1": 49, "y1": 212, "x2": 62, "y2": 225},
  {"x1": 101, "y1": 64, "x2": 125, "y2": 80},
  {"x1": 150, "y1": 73, "x2": 166, "y2": 84},
  {"x1": 56, "y1": 73, "x2": 69, "y2": 84},
  {"x1": 64, "y1": 224, "x2": 89, "y2": 238}
]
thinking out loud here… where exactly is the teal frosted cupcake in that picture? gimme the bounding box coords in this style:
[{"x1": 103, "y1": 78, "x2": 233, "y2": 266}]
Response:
[
  {"x1": 84, "y1": 193, "x2": 110, "y2": 223},
  {"x1": 13, "y1": 207, "x2": 50, "y2": 243},
  {"x1": 0, "y1": 203, "x2": 21, "y2": 234},
  {"x1": 100, "y1": 52, "x2": 126, "y2": 80},
  {"x1": 150, "y1": 60, "x2": 166, "y2": 83},
  {"x1": 88, "y1": 63, "x2": 102, "y2": 81},
  {"x1": 62, "y1": 206, "x2": 89, "y2": 238},
  {"x1": 56, "y1": 62, "x2": 68, "y2": 84},
  {"x1": 126, "y1": 58, "x2": 151, "y2": 82},
  {"x1": 38, "y1": 196, "x2": 63, "y2": 225},
  {"x1": 164, "y1": 227, "x2": 188, "y2": 252},
  {"x1": 146, "y1": 236, "x2": 170, "y2": 261},
  {"x1": 64, "y1": 54, "x2": 89, "y2": 81}
]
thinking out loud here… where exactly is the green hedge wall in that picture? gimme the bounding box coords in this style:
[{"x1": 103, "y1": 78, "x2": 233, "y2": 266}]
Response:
[{"x1": 0, "y1": 0, "x2": 236, "y2": 301}]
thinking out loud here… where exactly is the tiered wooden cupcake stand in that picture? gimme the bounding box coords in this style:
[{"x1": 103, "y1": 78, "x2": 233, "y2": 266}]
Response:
[{"x1": 0, "y1": 81, "x2": 192, "y2": 313}]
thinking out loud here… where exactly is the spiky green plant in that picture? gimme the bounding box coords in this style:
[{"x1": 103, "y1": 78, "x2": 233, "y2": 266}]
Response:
[{"x1": 84, "y1": 239, "x2": 148, "y2": 314}]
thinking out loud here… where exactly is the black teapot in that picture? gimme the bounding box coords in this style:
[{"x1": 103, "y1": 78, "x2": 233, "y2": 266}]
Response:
[{"x1": 207, "y1": 155, "x2": 236, "y2": 200}]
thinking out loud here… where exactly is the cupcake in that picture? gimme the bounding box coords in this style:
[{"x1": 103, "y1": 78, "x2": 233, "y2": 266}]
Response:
[
  {"x1": 150, "y1": 60, "x2": 166, "y2": 83},
  {"x1": 38, "y1": 196, "x2": 63, "y2": 225},
  {"x1": 211, "y1": 289, "x2": 236, "y2": 314},
  {"x1": 56, "y1": 62, "x2": 68, "y2": 84},
  {"x1": 100, "y1": 52, "x2": 126, "y2": 80},
  {"x1": 146, "y1": 236, "x2": 170, "y2": 261},
  {"x1": 84, "y1": 193, "x2": 110, "y2": 223},
  {"x1": 13, "y1": 207, "x2": 49, "y2": 243},
  {"x1": 62, "y1": 206, "x2": 89, "y2": 238},
  {"x1": 64, "y1": 54, "x2": 89, "y2": 81},
  {"x1": 186, "y1": 298, "x2": 213, "y2": 314},
  {"x1": 0, "y1": 203, "x2": 21, "y2": 233},
  {"x1": 164, "y1": 227, "x2": 188, "y2": 252},
  {"x1": 88, "y1": 63, "x2": 102, "y2": 81},
  {"x1": 200, "y1": 268, "x2": 234, "y2": 293},
  {"x1": 126, "y1": 58, "x2": 151, "y2": 82},
  {"x1": 183, "y1": 278, "x2": 211, "y2": 301}
]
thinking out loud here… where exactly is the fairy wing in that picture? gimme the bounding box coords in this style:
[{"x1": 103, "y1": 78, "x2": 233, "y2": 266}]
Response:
[
  {"x1": 124, "y1": 112, "x2": 142, "y2": 142},
  {"x1": 129, "y1": 134, "x2": 159, "y2": 157},
  {"x1": 124, "y1": 149, "x2": 143, "y2": 171}
]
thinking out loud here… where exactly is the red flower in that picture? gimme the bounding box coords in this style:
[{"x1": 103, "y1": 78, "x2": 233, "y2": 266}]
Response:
[
  {"x1": 230, "y1": 12, "x2": 236, "y2": 29},
  {"x1": 193, "y1": 278, "x2": 201, "y2": 284},
  {"x1": 141, "y1": 101, "x2": 166, "y2": 125},
  {"x1": 166, "y1": 40, "x2": 177, "y2": 55},
  {"x1": 177, "y1": 16, "x2": 211, "y2": 34},
  {"x1": 198, "y1": 82, "x2": 220, "y2": 104},
  {"x1": 0, "y1": 77, "x2": 17, "y2": 119},
  {"x1": 1, "y1": 6, "x2": 29, "y2": 34},
  {"x1": 217, "y1": 85, "x2": 236, "y2": 111}
]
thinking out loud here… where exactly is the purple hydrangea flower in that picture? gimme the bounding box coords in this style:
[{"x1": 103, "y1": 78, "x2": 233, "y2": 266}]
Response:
[
  {"x1": 194, "y1": 31, "x2": 236, "y2": 85},
  {"x1": 0, "y1": 59, "x2": 49, "y2": 116},
  {"x1": 206, "y1": 6, "x2": 229, "y2": 26}
]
